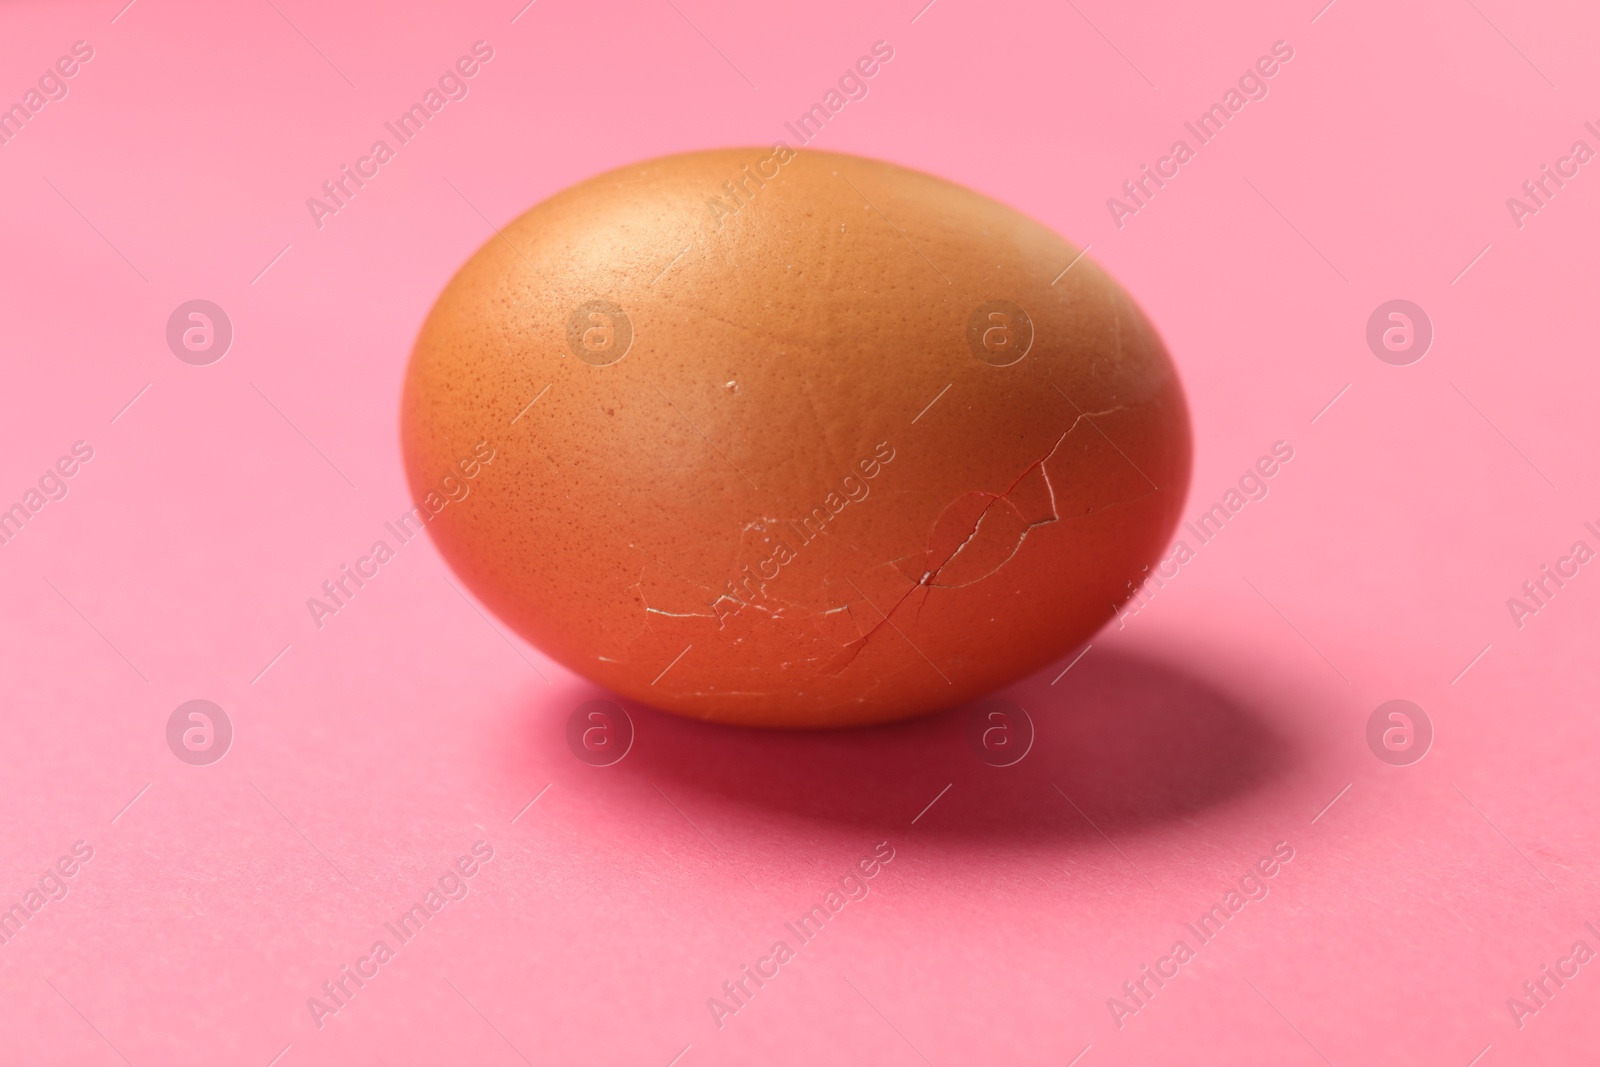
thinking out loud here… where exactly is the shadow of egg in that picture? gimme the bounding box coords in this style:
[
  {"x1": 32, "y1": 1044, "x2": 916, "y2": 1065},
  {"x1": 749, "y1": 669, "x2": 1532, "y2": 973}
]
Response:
[{"x1": 525, "y1": 644, "x2": 1291, "y2": 846}]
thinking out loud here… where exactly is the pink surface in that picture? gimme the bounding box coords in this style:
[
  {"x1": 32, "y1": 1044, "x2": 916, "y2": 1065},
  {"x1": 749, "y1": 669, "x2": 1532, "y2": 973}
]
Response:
[{"x1": 2, "y1": 0, "x2": 1598, "y2": 1063}]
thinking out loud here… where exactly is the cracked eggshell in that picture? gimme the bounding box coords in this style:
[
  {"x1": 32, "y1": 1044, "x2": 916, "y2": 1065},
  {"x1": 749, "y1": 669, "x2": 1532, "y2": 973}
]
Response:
[{"x1": 401, "y1": 147, "x2": 1191, "y2": 728}]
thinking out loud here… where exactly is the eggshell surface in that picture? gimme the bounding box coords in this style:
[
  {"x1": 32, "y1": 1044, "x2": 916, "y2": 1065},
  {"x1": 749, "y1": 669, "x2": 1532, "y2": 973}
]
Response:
[{"x1": 401, "y1": 147, "x2": 1191, "y2": 728}]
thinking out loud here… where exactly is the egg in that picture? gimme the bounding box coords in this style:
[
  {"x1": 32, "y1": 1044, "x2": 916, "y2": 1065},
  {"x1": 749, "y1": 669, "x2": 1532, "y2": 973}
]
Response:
[{"x1": 401, "y1": 147, "x2": 1191, "y2": 728}]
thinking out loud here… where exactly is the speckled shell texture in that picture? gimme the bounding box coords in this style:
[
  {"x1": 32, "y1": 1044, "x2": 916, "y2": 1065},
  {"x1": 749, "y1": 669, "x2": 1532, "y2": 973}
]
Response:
[{"x1": 401, "y1": 147, "x2": 1191, "y2": 728}]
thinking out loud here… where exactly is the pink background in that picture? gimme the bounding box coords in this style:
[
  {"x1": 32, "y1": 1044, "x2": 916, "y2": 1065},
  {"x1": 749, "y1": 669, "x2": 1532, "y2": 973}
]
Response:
[{"x1": 2, "y1": 0, "x2": 1598, "y2": 1062}]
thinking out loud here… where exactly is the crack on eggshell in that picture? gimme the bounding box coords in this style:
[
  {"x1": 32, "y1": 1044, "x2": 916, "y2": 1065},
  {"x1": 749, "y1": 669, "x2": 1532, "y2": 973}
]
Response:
[
  {"x1": 631, "y1": 565, "x2": 725, "y2": 642},
  {"x1": 821, "y1": 405, "x2": 1140, "y2": 676},
  {"x1": 909, "y1": 405, "x2": 1116, "y2": 587},
  {"x1": 626, "y1": 404, "x2": 1156, "y2": 686}
]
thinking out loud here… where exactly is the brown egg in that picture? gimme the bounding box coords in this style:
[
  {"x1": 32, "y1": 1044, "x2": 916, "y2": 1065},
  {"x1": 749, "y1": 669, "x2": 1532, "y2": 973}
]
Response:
[{"x1": 400, "y1": 147, "x2": 1190, "y2": 728}]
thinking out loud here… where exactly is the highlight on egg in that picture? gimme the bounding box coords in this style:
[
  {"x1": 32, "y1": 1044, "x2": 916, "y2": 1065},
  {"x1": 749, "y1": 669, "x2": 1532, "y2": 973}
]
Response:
[{"x1": 400, "y1": 147, "x2": 1192, "y2": 728}]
